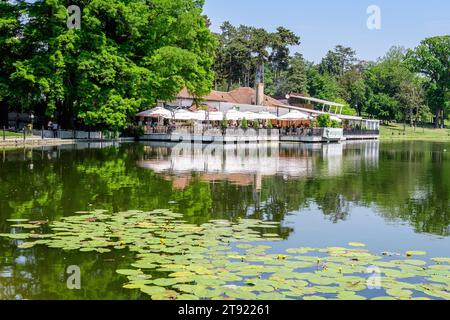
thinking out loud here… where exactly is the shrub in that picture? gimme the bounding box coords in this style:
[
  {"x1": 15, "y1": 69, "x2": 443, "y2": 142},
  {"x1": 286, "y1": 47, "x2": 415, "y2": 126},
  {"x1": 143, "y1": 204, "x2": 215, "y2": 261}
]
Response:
[
  {"x1": 221, "y1": 118, "x2": 228, "y2": 130},
  {"x1": 241, "y1": 118, "x2": 248, "y2": 129},
  {"x1": 330, "y1": 120, "x2": 341, "y2": 128},
  {"x1": 317, "y1": 114, "x2": 332, "y2": 128}
]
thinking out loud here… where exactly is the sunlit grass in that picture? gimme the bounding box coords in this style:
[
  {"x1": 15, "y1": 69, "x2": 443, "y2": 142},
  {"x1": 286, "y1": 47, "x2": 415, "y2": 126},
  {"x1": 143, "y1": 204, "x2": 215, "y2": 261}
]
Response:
[
  {"x1": 0, "y1": 131, "x2": 23, "y2": 138},
  {"x1": 380, "y1": 123, "x2": 450, "y2": 141}
]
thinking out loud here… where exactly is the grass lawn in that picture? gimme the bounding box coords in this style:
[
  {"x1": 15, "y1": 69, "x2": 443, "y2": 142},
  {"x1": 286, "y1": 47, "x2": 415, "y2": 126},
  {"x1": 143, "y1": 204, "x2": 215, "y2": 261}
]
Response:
[
  {"x1": 380, "y1": 123, "x2": 450, "y2": 142},
  {"x1": 1, "y1": 131, "x2": 23, "y2": 138}
]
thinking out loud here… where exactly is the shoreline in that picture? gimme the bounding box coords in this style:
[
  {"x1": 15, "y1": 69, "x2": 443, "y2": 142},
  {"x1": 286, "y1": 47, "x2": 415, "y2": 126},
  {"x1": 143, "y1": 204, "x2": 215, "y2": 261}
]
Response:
[{"x1": 0, "y1": 137, "x2": 136, "y2": 149}]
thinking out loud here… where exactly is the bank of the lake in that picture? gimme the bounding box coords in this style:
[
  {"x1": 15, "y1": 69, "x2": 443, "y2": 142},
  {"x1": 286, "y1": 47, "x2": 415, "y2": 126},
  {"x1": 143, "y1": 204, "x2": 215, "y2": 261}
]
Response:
[{"x1": 380, "y1": 124, "x2": 450, "y2": 142}]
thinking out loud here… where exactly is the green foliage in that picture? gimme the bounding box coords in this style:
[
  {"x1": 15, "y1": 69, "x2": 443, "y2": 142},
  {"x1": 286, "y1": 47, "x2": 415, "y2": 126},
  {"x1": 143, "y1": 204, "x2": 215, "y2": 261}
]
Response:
[
  {"x1": 330, "y1": 120, "x2": 341, "y2": 128},
  {"x1": 317, "y1": 114, "x2": 332, "y2": 128},
  {"x1": 213, "y1": 22, "x2": 299, "y2": 91},
  {"x1": 4, "y1": 0, "x2": 216, "y2": 130},
  {"x1": 241, "y1": 118, "x2": 248, "y2": 129},
  {"x1": 318, "y1": 45, "x2": 357, "y2": 77},
  {"x1": 220, "y1": 118, "x2": 228, "y2": 130},
  {"x1": 406, "y1": 36, "x2": 450, "y2": 127}
]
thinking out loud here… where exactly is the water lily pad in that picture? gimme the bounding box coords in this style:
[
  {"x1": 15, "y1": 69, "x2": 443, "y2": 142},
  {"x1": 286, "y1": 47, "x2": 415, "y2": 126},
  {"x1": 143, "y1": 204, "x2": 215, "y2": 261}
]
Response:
[
  {"x1": 116, "y1": 269, "x2": 142, "y2": 276},
  {"x1": 169, "y1": 271, "x2": 195, "y2": 278},
  {"x1": 348, "y1": 242, "x2": 366, "y2": 247},
  {"x1": 406, "y1": 251, "x2": 427, "y2": 257},
  {"x1": 386, "y1": 288, "x2": 413, "y2": 299},
  {"x1": 431, "y1": 257, "x2": 450, "y2": 264},
  {"x1": 140, "y1": 286, "x2": 166, "y2": 296}
]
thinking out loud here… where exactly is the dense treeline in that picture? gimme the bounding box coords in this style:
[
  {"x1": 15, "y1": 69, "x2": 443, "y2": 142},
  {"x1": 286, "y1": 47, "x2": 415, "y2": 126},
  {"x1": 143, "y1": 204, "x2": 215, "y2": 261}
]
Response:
[
  {"x1": 213, "y1": 21, "x2": 450, "y2": 127},
  {"x1": 0, "y1": 2, "x2": 449, "y2": 130},
  {"x1": 0, "y1": 0, "x2": 216, "y2": 130}
]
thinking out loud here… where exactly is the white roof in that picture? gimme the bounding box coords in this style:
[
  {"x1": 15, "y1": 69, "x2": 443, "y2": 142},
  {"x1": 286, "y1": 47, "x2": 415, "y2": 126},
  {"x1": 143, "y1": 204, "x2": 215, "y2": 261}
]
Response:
[
  {"x1": 164, "y1": 109, "x2": 197, "y2": 121},
  {"x1": 287, "y1": 94, "x2": 345, "y2": 107},
  {"x1": 194, "y1": 110, "x2": 224, "y2": 121},
  {"x1": 225, "y1": 109, "x2": 247, "y2": 121},
  {"x1": 257, "y1": 112, "x2": 278, "y2": 120},
  {"x1": 278, "y1": 110, "x2": 312, "y2": 120},
  {"x1": 136, "y1": 107, "x2": 171, "y2": 118}
]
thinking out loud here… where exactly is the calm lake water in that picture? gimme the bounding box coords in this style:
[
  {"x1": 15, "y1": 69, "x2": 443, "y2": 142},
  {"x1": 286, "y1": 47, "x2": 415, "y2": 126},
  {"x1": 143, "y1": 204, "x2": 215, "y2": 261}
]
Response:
[{"x1": 0, "y1": 141, "x2": 449, "y2": 299}]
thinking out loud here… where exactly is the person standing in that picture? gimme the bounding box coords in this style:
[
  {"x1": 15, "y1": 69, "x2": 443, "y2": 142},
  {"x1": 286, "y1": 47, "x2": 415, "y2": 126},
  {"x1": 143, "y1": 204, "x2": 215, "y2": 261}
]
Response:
[
  {"x1": 52, "y1": 122, "x2": 58, "y2": 138},
  {"x1": 15, "y1": 114, "x2": 20, "y2": 131}
]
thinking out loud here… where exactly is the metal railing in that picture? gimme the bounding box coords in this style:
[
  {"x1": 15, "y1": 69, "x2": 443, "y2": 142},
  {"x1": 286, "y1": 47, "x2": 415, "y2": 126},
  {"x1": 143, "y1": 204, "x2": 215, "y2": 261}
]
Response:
[
  {"x1": 343, "y1": 129, "x2": 380, "y2": 136},
  {"x1": 144, "y1": 126, "x2": 280, "y2": 137},
  {"x1": 281, "y1": 128, "x2": 323, "y2": 137}
]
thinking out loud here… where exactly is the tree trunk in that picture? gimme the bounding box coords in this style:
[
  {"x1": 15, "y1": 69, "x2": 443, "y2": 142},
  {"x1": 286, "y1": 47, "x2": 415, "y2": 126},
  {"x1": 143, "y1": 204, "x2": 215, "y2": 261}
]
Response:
[
  {"x1": 435, "y1": 107, "x2": 442, "y2": 128},
  {"x1": 0, "y1": 100, "x2": 8, "y2": 128}
]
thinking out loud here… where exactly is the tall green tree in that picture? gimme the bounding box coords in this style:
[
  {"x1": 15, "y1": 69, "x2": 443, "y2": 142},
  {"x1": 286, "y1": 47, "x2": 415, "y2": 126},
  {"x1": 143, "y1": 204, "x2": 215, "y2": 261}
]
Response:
[
  {"x1": 213, "y1": 21, "x2": 299, "y2": 92},
  {"x1": 269, "y1": 26, "x2": 300, "y2": 84},
  {"x1": 407, "y1": 36, "x2": 450, "y2": 128},
  {"x1": 275, "y1": 53, "x2": 308, "y2": 96},
  {"x1": 364, "y1": 47, "x2": 417, "y2": 122},
  {"x1": 319, "y1": 45, "x2": 357, "y2": 77},
  {"x1": 10, "y1": 0, "x2": 216, "y2": 130},
  {"x1": 0, "y1": 0, "x2": 23, "y2": 126}
]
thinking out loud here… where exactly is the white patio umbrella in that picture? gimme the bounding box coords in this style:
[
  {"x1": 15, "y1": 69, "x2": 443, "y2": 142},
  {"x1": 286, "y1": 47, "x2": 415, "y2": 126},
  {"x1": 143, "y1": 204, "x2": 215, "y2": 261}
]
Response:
[
  {"x1": 225, "y1": 109, "x2": 247, "y2": 121},
  {"x1": 242, "y1": 111, "x2": 259, "y2": 121},
  {"x1": 164, "y1": 109, "x2": 197, "y2": 121},
  {"x1": 256, "y1": 112, "x2": 278, "y2": 120},
  {"x1": 194, "y1": 110, "x2": 224, "y2": 121},
  {"x1": 278, "y1": 110, "x2": 311, "y2": 120},
  {"x1": 136, "y1": 107, "x2": 171, "y2": 118}
]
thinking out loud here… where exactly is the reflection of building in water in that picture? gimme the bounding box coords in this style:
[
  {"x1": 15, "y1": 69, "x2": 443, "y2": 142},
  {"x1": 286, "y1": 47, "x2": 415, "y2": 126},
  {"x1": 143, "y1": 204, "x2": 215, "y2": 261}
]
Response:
[
  {"x1": 138, "y1": 141, "x2": 380, "y2": 191},
  {"x1": 341, "y1": 140, "x2": 380, "y2": 171}
]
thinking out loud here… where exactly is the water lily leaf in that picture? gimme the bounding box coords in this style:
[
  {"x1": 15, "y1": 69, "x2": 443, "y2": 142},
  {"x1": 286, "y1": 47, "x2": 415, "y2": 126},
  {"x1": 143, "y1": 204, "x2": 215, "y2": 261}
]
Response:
[
  {"x1": 11, "y1": 224, "x2": 40, "y2": 229},
  {"x1": 153, "y1": 278, "x2": 181, "y2": 287},
  {"x1": 303, "y1": 296, "x2": 327, "y2": 300},
  {"x1": 116, "y1": 269, "x2": 142, "y2": 276},
  {"x1": 348, "y1": 242, "x2": 366, "y2": 247},
  {"x1": 431, "y1": 257, "x2": 450, "y2": 264},
  {"x1": 406, "y1": 251, "x2": 427, "y2": 257},
  {"x1": 18, "y1": 242, "x2": 35, "y2": 249},
  {"x1": 337, "y1": 291, "x2": 367, "y2": 300},
  {"x1": 177, "y1": 294, "x2": 199, "y2": 300},
  {"x1": 140, "y1": 286, "x2": 166, "y2": 296},
  {"x1": 386, "y1": 288, "x2": 413, "y2": 299},
  {"x1": 169, "y1": 271, "x2": 195, "y2": 278},
  {"x1": 0, "y1": 233, "x2": 29, "y2": 240},
  {"x1": 6, "y1": 219, "x2": 29, "y2": 222}
]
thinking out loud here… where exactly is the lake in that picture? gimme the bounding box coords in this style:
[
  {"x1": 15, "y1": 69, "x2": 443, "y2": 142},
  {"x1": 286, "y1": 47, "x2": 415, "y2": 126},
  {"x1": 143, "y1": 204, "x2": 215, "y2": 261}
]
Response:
[{"x1": 0, "y1": 141, "x2": 449, "y2": 300}]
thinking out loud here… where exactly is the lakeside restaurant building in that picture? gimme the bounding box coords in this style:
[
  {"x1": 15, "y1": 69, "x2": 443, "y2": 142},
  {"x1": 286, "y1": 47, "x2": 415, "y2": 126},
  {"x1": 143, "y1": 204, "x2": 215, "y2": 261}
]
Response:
[{"x1": 138, "y1": 87, "x2": 380, "y2": 143}]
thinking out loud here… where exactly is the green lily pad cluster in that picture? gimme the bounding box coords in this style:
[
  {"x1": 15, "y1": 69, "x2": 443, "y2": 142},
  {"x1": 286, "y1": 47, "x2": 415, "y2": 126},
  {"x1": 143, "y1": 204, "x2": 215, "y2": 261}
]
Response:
[{"x1": 1, "y1": 209, "x2": 449, "y2": 300}]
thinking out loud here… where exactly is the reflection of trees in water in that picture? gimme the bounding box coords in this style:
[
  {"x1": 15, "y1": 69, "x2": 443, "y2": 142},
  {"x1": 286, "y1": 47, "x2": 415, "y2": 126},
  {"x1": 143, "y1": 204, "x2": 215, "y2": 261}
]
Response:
[
  {"x1": 0, "y1": 243, "x2": 142, "y2": 300},
  {"x1": 0, "y1": 141, "x2": 449, "y2": 237},
  {"x1": 0, "y1": 141, "x2": 449, "y2": 299}
]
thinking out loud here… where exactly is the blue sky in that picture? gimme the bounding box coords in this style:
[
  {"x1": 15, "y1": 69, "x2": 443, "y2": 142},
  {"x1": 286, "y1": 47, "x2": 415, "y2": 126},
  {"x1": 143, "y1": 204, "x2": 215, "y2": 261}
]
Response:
[{"x1": 203, "y1": 0, "x2": 450, "y2": 63}]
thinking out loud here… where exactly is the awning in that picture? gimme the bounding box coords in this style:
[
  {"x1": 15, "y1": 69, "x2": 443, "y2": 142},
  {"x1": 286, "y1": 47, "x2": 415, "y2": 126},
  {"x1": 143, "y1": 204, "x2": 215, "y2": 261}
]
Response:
[
  {"x1": 256, "y1": 112, "x2": 278, "y2": 120},
  {"x1": 194, "y1": 111, "x2": 224, "y2": 121},
  {"x1": 136, "y1": 107, "x2": 171, "y2": 118},
  {"x1": 164, "y1": 110, "x2": 198, "y2": 121},
  {"x1": 225, "y1": 109, "x2": 247, "y2": 121},
  {"x1": 278, "y1": 110, "x2": 312, "y2": 120}
]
